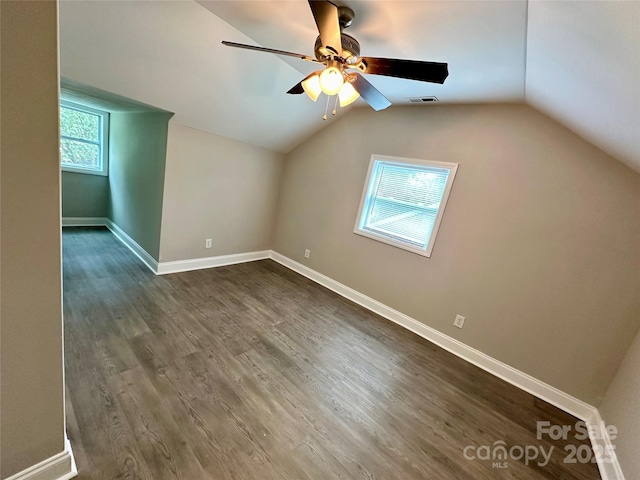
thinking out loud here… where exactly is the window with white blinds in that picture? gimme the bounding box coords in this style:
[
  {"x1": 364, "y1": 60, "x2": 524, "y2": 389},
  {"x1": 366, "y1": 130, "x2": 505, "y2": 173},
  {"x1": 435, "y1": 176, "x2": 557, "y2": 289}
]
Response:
[{"x1": 354, "y1": 155, "x2": 458, "y2": 257}]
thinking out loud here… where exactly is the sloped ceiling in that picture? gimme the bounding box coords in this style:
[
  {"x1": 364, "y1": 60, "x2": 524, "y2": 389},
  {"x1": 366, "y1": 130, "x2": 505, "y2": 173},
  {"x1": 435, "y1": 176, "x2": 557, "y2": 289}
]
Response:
[
  {"x1": 526, "y1": 1, "x2": 639, "y2": 172},
  {"x1": 58, "y1": 1, "x2": 639, "y2": 171}
]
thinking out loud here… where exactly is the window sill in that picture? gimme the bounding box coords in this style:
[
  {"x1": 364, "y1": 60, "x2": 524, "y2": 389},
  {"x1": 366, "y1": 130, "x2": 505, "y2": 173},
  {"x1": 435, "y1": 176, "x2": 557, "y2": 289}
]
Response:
[
  {"x1": 353, "y1": 228, "x2": 432, "y2": 258},
  {"x1": 61, "y1": 166, "x2": 108, "y2": 177}
]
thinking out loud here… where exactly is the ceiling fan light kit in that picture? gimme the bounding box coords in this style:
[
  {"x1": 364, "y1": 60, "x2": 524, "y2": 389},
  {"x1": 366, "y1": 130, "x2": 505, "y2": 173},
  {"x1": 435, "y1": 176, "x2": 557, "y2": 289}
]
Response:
[
  {"x1": 223, "y1": 0, "x2": 448, "y2": 118},
  {"x1": 301, "y1": 73, "x2": 322, "y2": 102},
  {"x1": 302, "y1": 68, "x2": 361, "y2": 111},
  {"x1": 338, "y1": 80, "x2": 359, "y2": 107},
  {"x1": 318, "y1": 64, "x2": 344, "y2": 95}
]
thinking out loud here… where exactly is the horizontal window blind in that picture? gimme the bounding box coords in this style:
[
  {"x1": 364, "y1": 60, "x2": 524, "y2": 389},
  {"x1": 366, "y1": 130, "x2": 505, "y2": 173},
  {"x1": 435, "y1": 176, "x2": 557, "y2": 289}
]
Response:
[{"x1": 355, "y1": 156, "x2": 458, "y2": 257}]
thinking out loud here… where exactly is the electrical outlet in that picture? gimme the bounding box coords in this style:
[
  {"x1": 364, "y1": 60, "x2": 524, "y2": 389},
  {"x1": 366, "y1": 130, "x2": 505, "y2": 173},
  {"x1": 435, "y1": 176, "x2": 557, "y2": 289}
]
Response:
[
  {"x1": 304, "y1": 249, "x2": 310, "y2": 259},
  {"x1": 205, "y1": 238, "x2": 212, "y2": 249},
  {"x1": 454, "y1": 314, "x2": 465, "y2": 329}
]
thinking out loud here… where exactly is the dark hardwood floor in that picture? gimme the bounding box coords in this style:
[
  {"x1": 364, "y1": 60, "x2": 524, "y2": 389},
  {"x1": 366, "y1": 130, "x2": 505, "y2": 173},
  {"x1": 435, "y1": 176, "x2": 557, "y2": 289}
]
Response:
[{"x1": 63, "y1": 227, "x2": 601, "y2": 480}]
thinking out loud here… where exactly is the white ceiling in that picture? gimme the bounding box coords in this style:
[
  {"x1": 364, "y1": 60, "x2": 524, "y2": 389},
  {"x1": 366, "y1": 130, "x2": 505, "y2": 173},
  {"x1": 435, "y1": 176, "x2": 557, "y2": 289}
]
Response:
[{"x1": 59, "y1": 0, "x2": 639, "y2": 171}]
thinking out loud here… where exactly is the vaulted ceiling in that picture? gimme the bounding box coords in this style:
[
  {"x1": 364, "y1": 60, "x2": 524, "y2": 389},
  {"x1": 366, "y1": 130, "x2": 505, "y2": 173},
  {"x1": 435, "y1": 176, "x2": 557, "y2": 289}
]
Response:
[{"x1": 59, "y1": 1, "x2": 639, "y2": 172}]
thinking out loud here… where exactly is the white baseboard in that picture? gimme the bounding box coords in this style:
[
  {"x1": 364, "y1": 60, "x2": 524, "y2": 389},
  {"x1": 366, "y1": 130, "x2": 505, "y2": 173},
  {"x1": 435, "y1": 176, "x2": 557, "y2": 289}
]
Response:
[
  {"x1": 62, "y1": 218, "x2": 268, "y2": 277},
  {"x1": 5, "y1": 436, "x2": 77, "y2": 480},
  {"x1": 269, "y1": 251, "x2": 625, "y2": 479},
  {"x1": 62, "y1": 217, "x2": 157, "y2": 273},
  {"x1": 61, "y1": 217, "x2": 108, "y2": 227},
  {"x1": 157, "y1": 250, "x2": 271, "y2": 275},
  {"x1": 104, "y1": 220, "x2": 159, "y2": 274},
  {"x1": 56, "y1": 227, "x2": 626, "y2": 478},
  {"x1": 586, "y1": 410, "x2": 626, "y2": 480},
  {"x1": 269, "y1": 252, "x2": 593, "y2": 418}
]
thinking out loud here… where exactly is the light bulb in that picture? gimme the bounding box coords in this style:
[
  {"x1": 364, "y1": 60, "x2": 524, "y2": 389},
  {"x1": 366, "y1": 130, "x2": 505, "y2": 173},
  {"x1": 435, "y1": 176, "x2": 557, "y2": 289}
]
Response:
[
  {"x1": 301, "y1": 72, "x2": 322, "y2": 102},
  {"x1": 338, "y1": 81, "x2": 360, "y2": 107},
  {"x1": 319, "y1": 67, "x2": 344, "y2": 95}
]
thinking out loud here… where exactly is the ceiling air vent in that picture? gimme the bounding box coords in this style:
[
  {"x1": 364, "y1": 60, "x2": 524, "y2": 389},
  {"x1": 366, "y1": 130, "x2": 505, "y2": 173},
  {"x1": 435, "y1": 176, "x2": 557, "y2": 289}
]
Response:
[{"x1": 408, "y1": 96, "x2": 439, "y2": 103}]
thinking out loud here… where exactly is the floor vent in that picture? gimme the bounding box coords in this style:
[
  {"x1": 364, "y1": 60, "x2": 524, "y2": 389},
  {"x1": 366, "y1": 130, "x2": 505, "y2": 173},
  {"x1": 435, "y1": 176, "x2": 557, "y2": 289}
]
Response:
[{"x1": 408, "y1": 96, "x2": 439, "y2": 103}]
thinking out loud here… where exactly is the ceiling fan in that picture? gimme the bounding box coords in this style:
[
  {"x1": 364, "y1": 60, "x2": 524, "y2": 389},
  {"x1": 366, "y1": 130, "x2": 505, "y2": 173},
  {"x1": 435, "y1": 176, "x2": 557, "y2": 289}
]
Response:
[{"x1": 222, "y1": 0, "x2": 448, "y2": 117}]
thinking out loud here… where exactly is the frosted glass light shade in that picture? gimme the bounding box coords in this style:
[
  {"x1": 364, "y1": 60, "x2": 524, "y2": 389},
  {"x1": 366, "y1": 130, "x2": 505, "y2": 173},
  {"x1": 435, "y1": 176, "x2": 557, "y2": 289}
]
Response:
[
  {"x1": 338, "y1": 82, "x2": 360, "y2": 107},
  {"x1": 301, "y1": 73, "x2": 322, "y2": 102},
  {"x1": 319, "y1": 67, "x2": 344, "y2": 95}
]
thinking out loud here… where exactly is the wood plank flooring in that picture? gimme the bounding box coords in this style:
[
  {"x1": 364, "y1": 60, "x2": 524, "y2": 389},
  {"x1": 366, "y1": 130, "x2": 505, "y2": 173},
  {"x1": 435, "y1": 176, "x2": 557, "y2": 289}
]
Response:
[{"x1": 63, "y1": 227, "x2": 601, "y2": 480}]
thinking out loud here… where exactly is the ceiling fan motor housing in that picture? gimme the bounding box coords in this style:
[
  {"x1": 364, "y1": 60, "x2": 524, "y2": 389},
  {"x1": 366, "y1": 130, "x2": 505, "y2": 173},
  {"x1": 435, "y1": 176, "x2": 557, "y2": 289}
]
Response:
[{"x1": 314, "y1": 33, "x2": 361, "y2": 61}]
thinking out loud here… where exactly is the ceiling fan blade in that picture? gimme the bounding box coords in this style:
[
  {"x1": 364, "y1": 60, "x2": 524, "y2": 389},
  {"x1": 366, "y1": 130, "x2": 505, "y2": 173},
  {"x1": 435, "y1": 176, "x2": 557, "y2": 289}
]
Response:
[
  {"x1": 287, "y1": 82, "x2": 304, "y2": 95},
  {"x1": 352, "y1": 73, "x2": 391, "y2": 111},
  {"x1": 308, "y1": 1, "x2": 342, "y2": 56},
  {"x1": 360, "y1": 57, "x2": 449, "y2": 84},
  {"x1": 222, "y1": 41, "x2": 320, "y2": 63}
]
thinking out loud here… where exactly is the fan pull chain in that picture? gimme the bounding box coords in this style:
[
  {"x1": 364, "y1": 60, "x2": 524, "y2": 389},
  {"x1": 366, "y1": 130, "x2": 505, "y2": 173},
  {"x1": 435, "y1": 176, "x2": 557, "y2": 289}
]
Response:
[
  {"x1": 322, "y1": 94, "x2": 331, "y2": 120},
  {"x1": 332, "y1": 95, "x2": 339, "y2": 116}
]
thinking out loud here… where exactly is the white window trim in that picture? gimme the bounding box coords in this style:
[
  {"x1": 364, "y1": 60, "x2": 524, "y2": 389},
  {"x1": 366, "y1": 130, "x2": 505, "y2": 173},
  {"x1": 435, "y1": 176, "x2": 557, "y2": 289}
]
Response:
[
  {"x1": 60, "y1": 100, "x2": 109, "y2": 176},
  {"x1": 353, "y1": 154, "x2": 458, "y2": 258}
]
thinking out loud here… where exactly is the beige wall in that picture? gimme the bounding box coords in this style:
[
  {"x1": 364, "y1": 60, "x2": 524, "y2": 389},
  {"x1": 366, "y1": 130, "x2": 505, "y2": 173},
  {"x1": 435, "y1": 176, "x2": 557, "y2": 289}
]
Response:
[
  {"x1": 273, "y1": 104, "x2": 640, "y2": 406},
  {"x1": 62, "y1": 171, "x2": 109, "y2": 218},
  {"x1": 600, "y1": 330, "x2": 640, "y2": 478},
  {"x1": 0, "y1": 1, "x2": 65, "y2": 478},
  {"x1": 159, "y1": 123, "x2": 284, "y2": 262}
]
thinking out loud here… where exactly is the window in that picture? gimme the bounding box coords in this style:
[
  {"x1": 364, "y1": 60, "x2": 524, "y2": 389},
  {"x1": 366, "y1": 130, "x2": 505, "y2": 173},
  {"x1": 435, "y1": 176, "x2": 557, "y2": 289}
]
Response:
[
  {"x1": 354, "y1": 155, "x2": 458, "y2": 257},
  {"x1": 60, "y1": 100, "x2": 109, "y2": 175}
]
